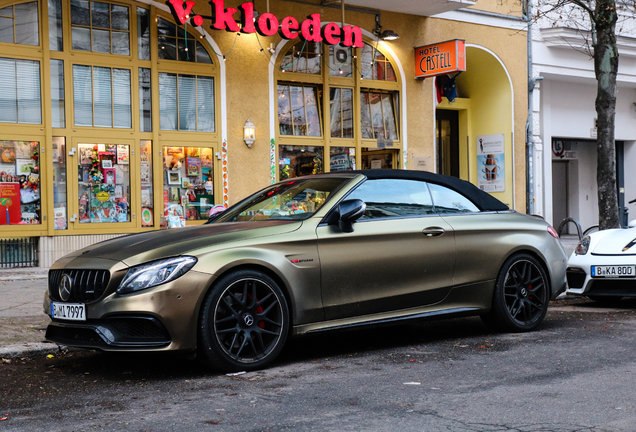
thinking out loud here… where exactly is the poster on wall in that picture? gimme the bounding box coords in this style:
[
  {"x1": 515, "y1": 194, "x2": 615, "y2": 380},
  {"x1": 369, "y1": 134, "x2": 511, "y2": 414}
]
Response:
[
  {"x1": 476, "y1": 133, "x2": 505, "y2": 193},
  {"x1": 117, "y1": 145, "x2": 129, "y2": 164},
  {"x1": 0, "y1": 183, "x2": 21, "y2": 224}
]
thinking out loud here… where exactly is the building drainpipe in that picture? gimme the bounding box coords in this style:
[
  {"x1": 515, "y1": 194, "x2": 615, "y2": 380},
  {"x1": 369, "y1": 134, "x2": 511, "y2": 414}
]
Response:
[{"x1": 525, "y1": 0, "x2": 543, "y2": 215}]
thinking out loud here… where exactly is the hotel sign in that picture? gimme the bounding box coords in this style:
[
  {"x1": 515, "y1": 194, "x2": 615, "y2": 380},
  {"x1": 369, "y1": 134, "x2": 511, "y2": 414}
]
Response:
[
  {"x1": 414, "y1": 39, "x2": 466, "y2": 79},
  {"x1": 167, "y1": 0, "x2": 364, "y2": 48}
]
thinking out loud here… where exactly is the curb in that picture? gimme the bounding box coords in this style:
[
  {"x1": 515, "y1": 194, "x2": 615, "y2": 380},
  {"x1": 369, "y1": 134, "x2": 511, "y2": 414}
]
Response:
[{"x1": 0, "y1": 342, "x2": 60, "y2": 359}]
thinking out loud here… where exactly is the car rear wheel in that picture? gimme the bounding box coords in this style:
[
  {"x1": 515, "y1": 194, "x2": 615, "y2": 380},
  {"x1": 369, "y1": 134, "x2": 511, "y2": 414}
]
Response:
[
  {"x1": 481, "y1": 253, "x2": 549, "y2": 332},
  {"x1": 199, "y1": 270, "x2": 289, "y2": 371}
]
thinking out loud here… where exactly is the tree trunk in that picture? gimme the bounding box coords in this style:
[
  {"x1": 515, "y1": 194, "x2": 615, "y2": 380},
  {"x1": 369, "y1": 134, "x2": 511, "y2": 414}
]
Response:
[{"x1": 593, "y1": 0, "x2": 620, "y2": 230}]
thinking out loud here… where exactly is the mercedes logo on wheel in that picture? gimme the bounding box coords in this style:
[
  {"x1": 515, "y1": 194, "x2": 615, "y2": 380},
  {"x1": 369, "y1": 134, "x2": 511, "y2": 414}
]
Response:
[
  {"x1": 520, "y1": 288, "x2": 528, "y2": 297},
  {"x1": 243, "y1": 314, "x2": 254, "y2": 326},
  {"x1": 59, "y1": 274, "x2": 73, "y2": 301}
]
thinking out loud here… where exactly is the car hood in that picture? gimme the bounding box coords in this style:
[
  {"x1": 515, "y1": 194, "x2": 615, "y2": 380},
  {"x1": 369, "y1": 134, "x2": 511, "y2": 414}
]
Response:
[
  {"x1": 59, "y1": 221, "x2": 301, "y2": 267},
  {"x1": 592, "y1": 227, "x2": 636, "y2": 255}
]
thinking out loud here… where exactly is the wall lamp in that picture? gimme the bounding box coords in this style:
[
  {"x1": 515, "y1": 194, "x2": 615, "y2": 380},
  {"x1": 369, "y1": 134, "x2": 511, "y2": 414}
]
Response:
[
  {"x1": 244, "y1": 119, "x2": 255, "y2": 148},
  {"x1": 373, "y1": 14, "x2": 399, "y2": 41}
]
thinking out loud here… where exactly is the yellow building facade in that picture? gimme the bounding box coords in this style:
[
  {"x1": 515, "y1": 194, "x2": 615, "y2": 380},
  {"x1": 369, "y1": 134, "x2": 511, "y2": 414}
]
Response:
[{"x1": 0, "y1": 0, "x2": 527, "y2": 267}]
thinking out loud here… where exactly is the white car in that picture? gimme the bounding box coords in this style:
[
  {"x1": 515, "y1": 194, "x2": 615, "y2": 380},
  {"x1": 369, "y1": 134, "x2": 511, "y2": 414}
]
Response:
[{"x1": 566, "y1": 226, "x2": 636, "y2": 303}]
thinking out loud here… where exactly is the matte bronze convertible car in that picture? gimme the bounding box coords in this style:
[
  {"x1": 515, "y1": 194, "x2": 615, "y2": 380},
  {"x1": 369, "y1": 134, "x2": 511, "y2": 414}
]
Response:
[{"x1": 44, "y1": 170, "x2": 567, "y2": 371}]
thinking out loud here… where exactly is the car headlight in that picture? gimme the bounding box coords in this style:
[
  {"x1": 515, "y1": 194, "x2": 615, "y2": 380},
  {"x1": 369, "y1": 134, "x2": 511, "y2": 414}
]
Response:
[
  {"x1": 117, "y1": 256, "x2": 197, "y2": 294},
  {"x1": 574, "y1": 236, "x2": 591, "y2": 255}
]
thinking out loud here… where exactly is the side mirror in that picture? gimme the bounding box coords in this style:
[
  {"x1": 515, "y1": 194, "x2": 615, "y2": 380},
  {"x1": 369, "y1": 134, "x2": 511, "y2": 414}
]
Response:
[{"x1": 338, "y1": 199, "x2": 366, "y2": 233}]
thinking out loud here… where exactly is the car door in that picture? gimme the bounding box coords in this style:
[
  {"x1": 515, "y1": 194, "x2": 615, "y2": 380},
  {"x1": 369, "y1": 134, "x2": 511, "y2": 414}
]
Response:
[
  {"x1": 316, "y1": 178, "x2": 456, "y2": 321},
  {"x1": 427, "y1": 182, "x2": 497, "y2": 286}
]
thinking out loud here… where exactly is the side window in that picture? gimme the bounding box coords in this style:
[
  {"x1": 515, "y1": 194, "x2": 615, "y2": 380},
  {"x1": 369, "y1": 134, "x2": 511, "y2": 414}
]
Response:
[
  {"x1": 428, "y1": 183, "x2": 479, "y2": 214},
  {"x1": 347, "y1": 179, "x2": 435, "y2": 220}
]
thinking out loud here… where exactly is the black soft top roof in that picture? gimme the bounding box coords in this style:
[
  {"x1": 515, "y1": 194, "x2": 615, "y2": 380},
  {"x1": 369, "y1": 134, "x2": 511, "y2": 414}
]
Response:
[{"x1": 351, "y1": 169, "x2": 509, "y2": 212}]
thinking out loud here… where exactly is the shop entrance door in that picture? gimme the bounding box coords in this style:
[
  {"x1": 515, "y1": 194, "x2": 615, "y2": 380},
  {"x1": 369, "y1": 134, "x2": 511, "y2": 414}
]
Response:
[
  {"x1": 552, "y1": 160, "x2": 569, "y2": 233},
  {"x1": 436, "y1": 110, "x2": 459, "y2": 177}
]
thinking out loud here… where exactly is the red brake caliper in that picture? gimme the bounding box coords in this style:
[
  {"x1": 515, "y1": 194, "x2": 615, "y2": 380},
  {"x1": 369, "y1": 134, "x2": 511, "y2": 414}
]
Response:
[{"x1": 248, "y1": 294, "x2": 266, "y2": 329}]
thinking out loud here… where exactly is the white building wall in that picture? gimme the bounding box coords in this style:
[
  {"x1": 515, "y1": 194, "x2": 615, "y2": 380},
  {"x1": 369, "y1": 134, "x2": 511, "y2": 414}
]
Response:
[{"x1": 532, "y1": 9, "x2": 636, "y2": 230}]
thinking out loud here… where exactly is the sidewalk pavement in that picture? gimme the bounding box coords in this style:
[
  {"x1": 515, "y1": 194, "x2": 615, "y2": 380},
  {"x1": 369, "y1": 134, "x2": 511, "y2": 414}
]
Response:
[{"x1": 0, "y1": 237, "x2": 581, "y2": 360}]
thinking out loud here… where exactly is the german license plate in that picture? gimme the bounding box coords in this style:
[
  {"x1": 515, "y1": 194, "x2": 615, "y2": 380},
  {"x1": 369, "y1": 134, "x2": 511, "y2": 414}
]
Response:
[
  {"x1": 51, "y1": 302, "x2": 86, "y2": 321},
  {"x1": 591, "y1": 265, "x2": 636, "y2": 277}
]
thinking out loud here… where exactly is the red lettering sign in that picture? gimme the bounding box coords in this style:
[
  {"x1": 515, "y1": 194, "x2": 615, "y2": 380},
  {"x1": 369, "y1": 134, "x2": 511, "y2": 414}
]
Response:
[{"x1": 166, "y1": 0, "x2": 364, "y2": 48}]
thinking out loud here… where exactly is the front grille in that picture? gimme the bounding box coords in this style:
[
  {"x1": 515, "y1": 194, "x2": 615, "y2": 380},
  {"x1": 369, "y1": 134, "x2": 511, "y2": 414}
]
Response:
[
  {"x1": 566, "y1": 267, "x2": 587, "y2": 289},
  {"x1": 49, "y1": 269, "x2": 110, "y2": 303},
  {"x1": 587, "y1": 279, "x2": 636, "y2": 296},
  {"x1": 109, "y1": 317, "x2": 170, "y2": 341},
  {"x1": 46, "y1": 317, "x2": 171, "y2": 348},
  {"x1": 46, "y1": 325, "x2": 106, "y2": 346}
]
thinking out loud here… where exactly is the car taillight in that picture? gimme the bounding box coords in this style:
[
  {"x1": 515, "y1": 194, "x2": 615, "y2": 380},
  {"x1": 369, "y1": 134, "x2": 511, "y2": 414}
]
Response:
[{"x1": 547, "y1": 226, "x2": 559, "y2": 239}]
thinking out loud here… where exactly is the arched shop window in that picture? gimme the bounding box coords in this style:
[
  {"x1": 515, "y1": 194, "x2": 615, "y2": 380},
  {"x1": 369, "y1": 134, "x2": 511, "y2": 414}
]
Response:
[
  {"x1": 275, "y1": 40, "x2": 401, "y2": 180},
  {"x1": 0, "y1": 0, "x2": 222, "y2": 232},
  {"x1": 0, "y1": 1, "x2": 38, "y2": 45},
  {"x1": 156, "y1": 13, "x2": 219, "y2": 225}
]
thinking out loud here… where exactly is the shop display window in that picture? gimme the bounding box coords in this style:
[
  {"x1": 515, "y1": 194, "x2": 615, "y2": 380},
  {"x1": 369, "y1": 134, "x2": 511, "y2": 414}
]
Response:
[
  {"x1": 140, "y1": 140, "x2": 153, "y2": 227},
  {"x1": 0, "y1": 1, "x2": 39, "y2": 46},
  {"x1": 279, "y1": 146, "x2": 323, "y2": 180},
  {"x1": 77, "y1": 143, "x2": 130, "y2": 223},
  {"x1": 277, "y1": 84, "x2": 322, "y2": 137},
  {"x1": 360, "y1": 91, "x2": 398, "y2": 141},
  {"x1": 0, "y1": 58, "x2": 41, "y2": 124},
  {"x1": 0, "y1": 140, "x2": 41, "y2": 225},
  {"x1": 163, "y1": 146, "x2": 214, "y2": 223},
  {"x1": 52, "y1": 137, "x2": 67, "y2": 229},
  {"x1": 157, "y1": 17, "x2": 212, "y2": 64},
  {"x1": 361, "y1": 149, "x2": 394, "y2": 170},
  {"x1": 330, "y1": 147, "x2": 355, "y2": 172},
  {"x1": 71, "y1": 0, "x2": 130, "y2": 55},
  {"x1": 329, "y1": 88, "x2": 353, "y2": 138},
  {"x1": 360, "y1": 43, "x2": 396, "y2": 82}
]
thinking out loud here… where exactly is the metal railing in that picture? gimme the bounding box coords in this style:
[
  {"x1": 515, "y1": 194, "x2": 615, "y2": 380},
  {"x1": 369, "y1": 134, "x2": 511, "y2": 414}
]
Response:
[{"x1": 0, "y1": 237, "x2": 38, "y2": 268}]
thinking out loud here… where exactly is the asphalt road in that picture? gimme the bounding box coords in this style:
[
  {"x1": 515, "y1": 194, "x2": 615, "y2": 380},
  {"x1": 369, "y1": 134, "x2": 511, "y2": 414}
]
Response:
[{"x1": 2, "y1": 297, "x2": 636, "y2": 432}]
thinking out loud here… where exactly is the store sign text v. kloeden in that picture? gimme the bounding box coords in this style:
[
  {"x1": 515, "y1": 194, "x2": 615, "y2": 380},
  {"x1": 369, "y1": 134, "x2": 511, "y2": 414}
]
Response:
[{"x1": 167, "y1": 0, "x2": 364, "y2": 48}]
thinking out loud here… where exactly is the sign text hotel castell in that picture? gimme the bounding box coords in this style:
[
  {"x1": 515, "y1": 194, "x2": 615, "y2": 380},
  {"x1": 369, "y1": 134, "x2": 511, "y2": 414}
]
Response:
[{"x1": 167, "y1": 0, "x2": 364, "y2": 48}]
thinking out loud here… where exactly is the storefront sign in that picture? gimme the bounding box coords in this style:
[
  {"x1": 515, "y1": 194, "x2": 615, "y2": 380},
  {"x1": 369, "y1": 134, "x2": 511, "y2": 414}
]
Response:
[
  {"x1": 168, "y1": 0, "x2": 364, "y2": 47},
  {"x1": 0, "y1": 183, "x2": 21, "y2": 225},
  {"x1": 476, "y1": 134, "x2": 505, "y2": 193},
  {"x1": 414, "y1": 39, "x2": 466, "y2": 79}
]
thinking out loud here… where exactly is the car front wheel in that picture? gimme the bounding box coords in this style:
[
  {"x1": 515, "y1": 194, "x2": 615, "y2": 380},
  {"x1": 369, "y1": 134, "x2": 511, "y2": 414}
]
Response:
[
  {"x1": 481, "y1": 253, "x2": 550, "y2": 332},
  {"x1": 199, "y1": 270, "x2": 289, "y2": 371}
]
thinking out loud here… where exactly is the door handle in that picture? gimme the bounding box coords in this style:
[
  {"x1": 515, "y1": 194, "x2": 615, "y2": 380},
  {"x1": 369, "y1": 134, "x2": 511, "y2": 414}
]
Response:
[{"x1": 422, "y1": 227, "x2": 445, "y2": 237}]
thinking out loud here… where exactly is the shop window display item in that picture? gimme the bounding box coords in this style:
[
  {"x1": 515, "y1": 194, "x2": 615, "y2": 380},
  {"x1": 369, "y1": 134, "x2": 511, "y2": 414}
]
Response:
[
  {"x1": 77, "y1": 143, "x2": 130, "y2": 224},
  {"x1": 163, "y1": 145, "x2": 214, "y2": 222},
  {"x1": 0, "y1": 141, "x2": 41, "y2": 225}
]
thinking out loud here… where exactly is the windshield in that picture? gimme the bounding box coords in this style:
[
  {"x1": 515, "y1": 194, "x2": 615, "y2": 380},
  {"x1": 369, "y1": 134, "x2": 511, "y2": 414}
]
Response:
[{"x1": 213, "y1": 178, "x2": 350, "y2": 222}]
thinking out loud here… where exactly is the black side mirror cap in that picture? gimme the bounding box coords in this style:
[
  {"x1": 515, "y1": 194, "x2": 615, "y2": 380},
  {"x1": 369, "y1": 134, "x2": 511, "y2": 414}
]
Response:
[{"x1": 338, "y1": 199, "x2": 366, "y2": 233}]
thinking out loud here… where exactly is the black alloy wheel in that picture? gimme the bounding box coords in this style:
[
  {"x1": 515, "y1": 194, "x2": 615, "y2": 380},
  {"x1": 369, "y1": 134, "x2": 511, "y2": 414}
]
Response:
[
  {"x1": 199, "y1": 270, "x2": 289, "y2": 371},
  {"x1": 481, "y1": 253, "x2": 550, "y2": 332}
]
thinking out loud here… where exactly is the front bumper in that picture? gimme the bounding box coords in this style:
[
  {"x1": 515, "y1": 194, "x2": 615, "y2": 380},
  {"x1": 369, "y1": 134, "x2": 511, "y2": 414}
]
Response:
[
  {"x1": 44, "y1": 269, "x2": 214, "y2": 352},
  {"x1": 566, "y1": 253, "x2": 636, "y2": 297}
]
